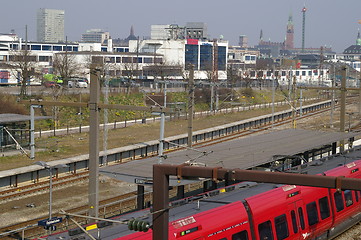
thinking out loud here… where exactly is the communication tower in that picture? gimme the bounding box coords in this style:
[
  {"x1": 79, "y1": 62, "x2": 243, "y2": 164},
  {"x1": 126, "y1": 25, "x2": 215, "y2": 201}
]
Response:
[{"x1": 301, "y1": 6, "x2": 307, "y2": 52}]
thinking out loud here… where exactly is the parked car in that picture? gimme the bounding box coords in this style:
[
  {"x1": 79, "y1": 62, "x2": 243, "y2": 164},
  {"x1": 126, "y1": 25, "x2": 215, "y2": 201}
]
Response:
[{"x1": 68, "y1": 78, "x2": 88, "y2": 88}]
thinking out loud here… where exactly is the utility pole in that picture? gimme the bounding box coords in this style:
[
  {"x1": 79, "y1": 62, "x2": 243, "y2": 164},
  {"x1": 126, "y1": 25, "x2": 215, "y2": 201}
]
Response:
[
  {"x1": 301, "y1": 6, "x2": 307, "y2": 52},
  {"x1": 271, "y1": 66, "x2": 275, "y2": 128},
  {"x1": 359, "y1": 57, "x2": 361, "y2": 116},
  {"x1": 88, "y1": 65, "x2": 100, "y2": 218},
  {"x1": 212, "y1": 39, "x2": 219, "y2": 111},
  {"x1": 330, "y1": 65, "x2": 335, "y2": 128},
  {"x1": 187, "y1": 65, "x2": 194, "y2": 148},
  {"x1": 339, "y1": 66, "x2": 347, "y2": 152},
  {"x1": 291, "y1": 75, "x2": 297, "y2": 128}
]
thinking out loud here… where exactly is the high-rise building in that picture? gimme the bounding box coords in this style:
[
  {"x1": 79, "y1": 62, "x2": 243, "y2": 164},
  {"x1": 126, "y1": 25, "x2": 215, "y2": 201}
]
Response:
[
  {"x1": 81, "y1": 29, "x2": 110, "y2": 44},
  {"x1": 185, "y1": 22, "x2": 207, "y2": 40},
  {"x1": 37, "y1": 8, "x2": 65, "y2": 43},
  {"x1": 285, "y1": 13, "x2": 294, "y2": 49},
  {"x1": 238, "y1": 35, "x2": 248, "y2": 48}
]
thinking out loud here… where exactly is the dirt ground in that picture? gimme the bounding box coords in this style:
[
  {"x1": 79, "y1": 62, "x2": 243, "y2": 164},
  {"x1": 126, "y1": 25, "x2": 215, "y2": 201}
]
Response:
[{"x1": 0, "y1": 175, "x2": 136, "y2": 228}]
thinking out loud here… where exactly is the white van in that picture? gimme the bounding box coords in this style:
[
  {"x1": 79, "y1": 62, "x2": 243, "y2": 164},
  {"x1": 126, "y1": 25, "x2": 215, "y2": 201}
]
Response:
[{"x1": 68, "y1": 78, "x2": 88, "y2": 88}]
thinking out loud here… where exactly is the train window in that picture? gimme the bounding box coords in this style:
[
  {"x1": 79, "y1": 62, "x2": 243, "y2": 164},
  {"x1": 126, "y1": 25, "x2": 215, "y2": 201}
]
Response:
[
  {"x1": 344, "y1": 190, "x2": 353, "y2": 207},
  {"x1": 231, "y1": 230, "x2": 248, "y2": 240},
  {"x1": 258, "y1": 220, "x2": 274, "y2": 240},
  {"x1": 291, "y1": 210, "x2": 298, "y2": 234},
  {"x1": 355, "y1": 191, "x2": 359, "y2": 202},
  {"x1": 298, "y1": 207, "x2": 305, "y2": 230},
  {"x1": 306, "y1": 202, "x2": 319, "y2": 226},
  {"x1": 219, "y1": 238, "x2": 227, "y2": 240},
  {"x1": 274, "y1": 214, "x2": 289, "y2": 240},
  {"x1": 334, "y1": 191, "x2": 345, "y2": 212},
  {"x1": 318, "y1": 197, "x2": 330, "y2": 220}
]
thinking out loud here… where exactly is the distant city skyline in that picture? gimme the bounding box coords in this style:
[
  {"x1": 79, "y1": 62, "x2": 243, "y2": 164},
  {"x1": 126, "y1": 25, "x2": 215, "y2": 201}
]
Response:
[{"x1": 1, "y1": 0, "x2": 360, "y2": 53}]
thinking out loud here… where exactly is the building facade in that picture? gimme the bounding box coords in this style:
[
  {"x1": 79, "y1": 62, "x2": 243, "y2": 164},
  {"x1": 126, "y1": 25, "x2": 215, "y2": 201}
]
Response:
[
  {"x1": 81, "y1": 29, "x2": 110, "y2": 44},
  {"x1": 37, "y1": 8, "x2": 65, "y2": 43}
]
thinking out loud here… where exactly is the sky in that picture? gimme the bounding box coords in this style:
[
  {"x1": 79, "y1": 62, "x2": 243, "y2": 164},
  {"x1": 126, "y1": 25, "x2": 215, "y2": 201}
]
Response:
[{"x1": 1, "y1": 0, "x2": 360, "y2": 53}]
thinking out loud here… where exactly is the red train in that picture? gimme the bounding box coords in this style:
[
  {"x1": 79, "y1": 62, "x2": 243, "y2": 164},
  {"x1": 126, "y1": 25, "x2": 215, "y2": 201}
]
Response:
[{"x1": 116, "y1": 160, "x2": 361, "y2": 240}]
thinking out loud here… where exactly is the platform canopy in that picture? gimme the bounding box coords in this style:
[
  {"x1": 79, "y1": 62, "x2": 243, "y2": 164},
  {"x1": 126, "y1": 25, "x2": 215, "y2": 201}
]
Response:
[
  {"x1": 0, "y1": 113, "x2": 50, "y2": 124},
  {"x1": 100, "y1": 129, "x2": 358, "y2": 186}
]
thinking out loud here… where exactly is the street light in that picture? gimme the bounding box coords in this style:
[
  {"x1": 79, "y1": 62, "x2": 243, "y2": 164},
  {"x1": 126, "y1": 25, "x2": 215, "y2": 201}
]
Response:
[{"x1": 34, "y1": 161, "x2": 68, "y2": 221}]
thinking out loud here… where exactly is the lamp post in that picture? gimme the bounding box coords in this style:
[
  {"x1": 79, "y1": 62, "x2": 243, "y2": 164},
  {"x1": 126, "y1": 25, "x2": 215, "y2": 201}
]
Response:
[{"x1": 34, "y1": 161, "x2": 67, "y2": 221}]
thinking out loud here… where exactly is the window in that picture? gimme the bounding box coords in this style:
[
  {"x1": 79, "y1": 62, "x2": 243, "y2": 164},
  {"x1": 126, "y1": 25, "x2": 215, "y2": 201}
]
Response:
[
  {"x1": 200, "y1": 45, "x2": 212, "y2": 70},
  {"x1": 218, "y1": 46, "x2": 227, "y2": 71},
  {"x1": 42, "y1": 45, "x2": 52, "y2": 51},
  {"x1": 123, "y1": 57, "x2": 132, "y2": 63},
  {"x1": 154, "y1": 58, "x2": 162, "y2": 64},
  {"x1": 291, "y1": 210, "x2": 298, "y2": 234},
  {"x1": 232, "y1": 230, "x2": 248, "y2": 240},
  {"x1": 105, "y1": 57, "x2": 115, "y2": 63},
  {"x1": 355, "y1": 191, "x2": 359, "y2": 202},
  {"x1": 318, "y1": 197, "x2": 330, "y2": 220},
  {"x1": 53, "y1": 46, "x2": 62, "y2": 51},
  {"x1": 144, "y1": 57, "x2": 153, "y2": 64},
  {"x1": 344, "y1": 190, "x2": 353, "y2": 207},
  {"x1": 274, "y1": 214, "x2": 289, "y2": 240},
  {"x1": 31, "y1": 45, "x2": 41, "y2": 50},
  {"x1": 185, "y1": 44, "x2": 199, "y2": 70},
  {"x1": 334, "y1": 191, "x2": 344, "y2": 212},
  {"x1": 306, "y1": 202, "x2": 319, "y2": 226},
  {"x1": 39, "y1": 56, "x2": 51, "y2": 62},
  {"x1": 258, "y1": 220, "x2": 273, "y2": 240},
  {"x1": 298, "y1": 207, "x2": 305, "y2": 230},
  {"x1": 302, "y1": 71, "x2": 306, "y2": 76},
  {"x1": 282, "y1": 71, "x2": 286, "y2": 76},
  {"x1": 296, "y1": 71, "x2": 300, "y2": 76}
]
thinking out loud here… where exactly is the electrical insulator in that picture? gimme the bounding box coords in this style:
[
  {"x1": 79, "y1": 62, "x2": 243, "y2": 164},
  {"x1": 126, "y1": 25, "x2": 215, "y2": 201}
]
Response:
[{"x1": 128, "y1": 219, "x2": 151, "y2": 232}]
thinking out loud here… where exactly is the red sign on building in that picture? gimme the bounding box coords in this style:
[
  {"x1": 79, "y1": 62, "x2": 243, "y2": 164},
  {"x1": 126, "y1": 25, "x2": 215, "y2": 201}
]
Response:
[{"x1": 187, "y1": 39, "x2": 199, "y2": 45}]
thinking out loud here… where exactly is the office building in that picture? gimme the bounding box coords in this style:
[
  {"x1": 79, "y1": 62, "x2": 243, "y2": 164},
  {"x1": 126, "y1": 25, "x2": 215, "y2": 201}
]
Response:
[
  {"x1": 81, "y1": 29, "x2": 110, "y2": 44},
  {"x1": 37, "y1": 8, "x2": 65, "y2": 43}
]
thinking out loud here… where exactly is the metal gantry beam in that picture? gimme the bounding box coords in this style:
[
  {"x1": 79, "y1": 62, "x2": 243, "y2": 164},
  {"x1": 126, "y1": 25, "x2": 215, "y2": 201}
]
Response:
[{"x1": 152, "y1": 164, "x2": 361, "y2": 240}]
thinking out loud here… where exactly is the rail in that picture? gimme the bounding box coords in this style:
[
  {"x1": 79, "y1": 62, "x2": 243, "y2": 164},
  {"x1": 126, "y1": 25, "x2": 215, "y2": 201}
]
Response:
[{"x1": 0, "y1": 100, "x2": 332, "y2": 189}]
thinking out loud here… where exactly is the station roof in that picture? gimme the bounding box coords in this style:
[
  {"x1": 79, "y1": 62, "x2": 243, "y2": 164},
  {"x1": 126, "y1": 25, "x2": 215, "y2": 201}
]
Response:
[
  {"x1": 101, "y1": 128, "x2": 357, "y2": 185},
  {"x1": 0, "y1": 113, "x2": 50, "y2": 124}
]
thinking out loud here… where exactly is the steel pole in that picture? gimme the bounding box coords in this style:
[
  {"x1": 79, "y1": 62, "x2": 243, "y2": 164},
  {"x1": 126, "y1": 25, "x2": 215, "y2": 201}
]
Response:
[
  {"x1": 340, "y1": 66, "x2": 347, "y2": 152},
  {"x1": 158, "y1": 112, "x2": 165, "y2": 164},
  {"x1": 187, "y1": 65, "x2": 194, "y2": 148},
  {"x1": 88, "y1": 64, "x2": 100, "y2": 218},
  {"x1": 153, "y1": 165, "x2": 170, "y2": 240},
  {"x1": 30, "y1": 105, "x2": 35, "y2": 160},
  {"x1": 49, "y1": 168, "x2": 52, "y2": 220}
]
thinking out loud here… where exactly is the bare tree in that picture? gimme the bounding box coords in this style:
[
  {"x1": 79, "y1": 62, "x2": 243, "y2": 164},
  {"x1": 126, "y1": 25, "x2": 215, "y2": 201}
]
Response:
[
  {"x1": 7, "y1": 47, "x2": 37, "y2": 98},
  {"x1": 52, "y1": 52, "x2": 81, "y2": 86}
]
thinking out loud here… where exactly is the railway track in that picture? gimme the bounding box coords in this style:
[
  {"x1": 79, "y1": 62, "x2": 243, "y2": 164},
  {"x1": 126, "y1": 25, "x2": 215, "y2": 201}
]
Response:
[{"x1": 0, "y1": 98, "x2": 359, "y2": 239}]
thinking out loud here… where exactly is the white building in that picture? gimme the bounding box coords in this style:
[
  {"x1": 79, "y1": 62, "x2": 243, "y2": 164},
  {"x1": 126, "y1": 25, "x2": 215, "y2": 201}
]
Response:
[
  {"x1": 129, "y1": 38, "x2": 228, "y2": 80},
  {"x1": 37, "y1": 8, "x2": 65, "y2": 43},
  {"x1": 81, "y1": 29, "x2": 110, "y2": 44}
]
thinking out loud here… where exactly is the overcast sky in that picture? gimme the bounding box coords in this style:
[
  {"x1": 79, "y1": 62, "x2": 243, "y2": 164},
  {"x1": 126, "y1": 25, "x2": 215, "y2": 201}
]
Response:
[{"x1": 1, "y1": 0, "x2": 360, "y2": 53}]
